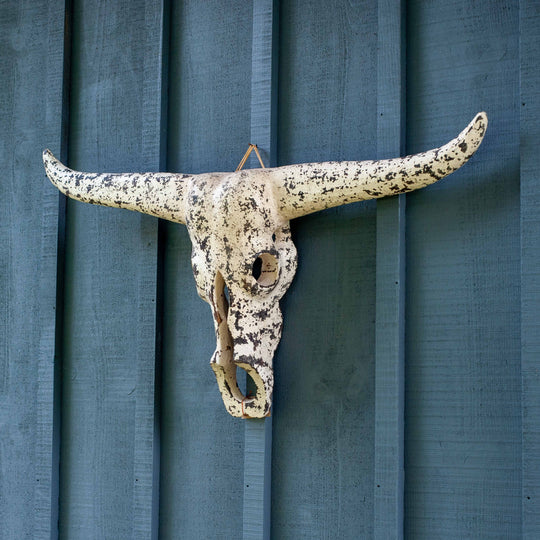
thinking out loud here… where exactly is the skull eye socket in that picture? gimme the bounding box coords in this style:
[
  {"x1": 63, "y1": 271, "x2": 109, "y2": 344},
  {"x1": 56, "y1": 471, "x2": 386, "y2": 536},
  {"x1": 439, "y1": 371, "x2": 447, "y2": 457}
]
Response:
[{"x1": 252, "y1": 252, "x2": 279, "y2": 287}]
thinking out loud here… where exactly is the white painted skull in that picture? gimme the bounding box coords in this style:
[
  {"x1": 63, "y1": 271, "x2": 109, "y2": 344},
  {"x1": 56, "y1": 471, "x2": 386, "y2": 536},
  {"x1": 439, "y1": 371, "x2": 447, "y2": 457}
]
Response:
[{"x1": 43, "y1": 112, "x2": 487, "y2": 417}]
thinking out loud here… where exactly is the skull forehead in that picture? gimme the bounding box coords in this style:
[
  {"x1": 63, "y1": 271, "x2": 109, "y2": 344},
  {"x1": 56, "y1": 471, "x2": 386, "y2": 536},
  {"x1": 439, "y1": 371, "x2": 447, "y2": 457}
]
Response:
[
  {"x1": 186, "y1": 171, "x2": 292, "y2": 296},
  {"x1": 213, "y1": 172, "x2": 280, "y2": 237},
  {"x1": 188, "y1": 172, "x2": 280, "y2": 241}
]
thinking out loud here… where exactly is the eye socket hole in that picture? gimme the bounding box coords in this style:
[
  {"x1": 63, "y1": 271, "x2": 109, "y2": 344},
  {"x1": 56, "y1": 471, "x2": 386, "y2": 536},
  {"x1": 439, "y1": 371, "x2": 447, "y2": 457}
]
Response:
[
  {"x1": 251, "y1": 252, "x2": 278, "y2": 287},
  {"x1": 272, "y1": 233, "x2": 276, "y2": 242},
  {"x1": 252, "y1": 257, "x2": 262, "y2": 281}
]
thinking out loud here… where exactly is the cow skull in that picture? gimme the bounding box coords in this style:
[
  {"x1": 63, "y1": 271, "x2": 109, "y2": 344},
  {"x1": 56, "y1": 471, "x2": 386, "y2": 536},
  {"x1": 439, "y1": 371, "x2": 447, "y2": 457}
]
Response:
[{"x1": 43, "y1": 112, "x2": 487, "y2": 418}]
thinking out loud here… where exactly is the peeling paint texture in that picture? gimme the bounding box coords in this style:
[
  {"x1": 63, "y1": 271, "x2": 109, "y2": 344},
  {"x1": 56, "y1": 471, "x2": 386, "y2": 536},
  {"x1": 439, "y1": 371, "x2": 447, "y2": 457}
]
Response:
[{"x1": 43, "y1": 112, "x2": 487, "y2": 418}]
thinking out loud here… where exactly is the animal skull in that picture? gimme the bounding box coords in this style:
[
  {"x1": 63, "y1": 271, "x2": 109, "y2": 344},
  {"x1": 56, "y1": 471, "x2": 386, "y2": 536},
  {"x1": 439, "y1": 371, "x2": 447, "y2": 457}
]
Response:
[{"x1": 43, "y1": 112, "x2": 487, "y2": 418}]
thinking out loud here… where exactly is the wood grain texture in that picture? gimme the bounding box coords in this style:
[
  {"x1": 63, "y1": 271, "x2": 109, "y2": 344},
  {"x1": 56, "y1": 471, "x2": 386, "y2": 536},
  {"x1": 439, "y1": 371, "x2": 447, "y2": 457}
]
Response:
[
  {"x1": 39, "y1": 4, "x2": 71, "y2": 538},
  {"x1": 158, "y1": 1, "x2": 251, "y2": 537},
  {"x1": 519, "y1": 2, "x2": 540, "y2": 538},
  {"x1": 59, "y1": 1, "x2": 164, "y2": 537},
  {"x1": 374, "y1": 1, "x2": 405, "y2": 538},
  {"x1": 405, "y1": 1, "x2": 521, "y2": 537},
  {"x1": 243, "y1": 1, "x2": 278, "y2": 538},
  {"x1": 0, "y1": 1, "x2": 65, "y2": 538},
  {"x1": 272, "y1": 1, "x2": 377, "y2": 538},
  {"x1": 133, "y1": 2, "x2": 169, "y2": 538}
]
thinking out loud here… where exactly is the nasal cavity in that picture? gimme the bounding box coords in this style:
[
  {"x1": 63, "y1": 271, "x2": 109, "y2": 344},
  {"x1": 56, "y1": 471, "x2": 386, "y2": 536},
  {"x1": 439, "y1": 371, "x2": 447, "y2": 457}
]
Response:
[
  {"x1": 252, "y1": 252, "x2": 278, "y2": 287},
  {"x1": 214, "y1": 271, "x2": 230, "y2": 323}
]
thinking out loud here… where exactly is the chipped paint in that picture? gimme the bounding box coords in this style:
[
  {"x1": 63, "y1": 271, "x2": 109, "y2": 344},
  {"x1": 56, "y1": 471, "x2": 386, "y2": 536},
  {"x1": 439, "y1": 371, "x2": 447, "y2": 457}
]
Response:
[{"x1": 43, "y1": 112, "x2": 488, "y2": 418}]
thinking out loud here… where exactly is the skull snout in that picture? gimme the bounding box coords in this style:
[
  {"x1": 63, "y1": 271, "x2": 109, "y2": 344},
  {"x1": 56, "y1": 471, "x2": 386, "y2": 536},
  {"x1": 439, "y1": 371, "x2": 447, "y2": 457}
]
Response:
[{"x1": 209, "y1": 271, "x2": 280, "y2": 418}]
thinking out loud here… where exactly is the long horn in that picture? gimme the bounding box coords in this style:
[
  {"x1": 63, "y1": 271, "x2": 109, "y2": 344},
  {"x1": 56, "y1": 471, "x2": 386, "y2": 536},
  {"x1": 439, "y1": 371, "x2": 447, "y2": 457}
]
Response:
[
  {"x1": 272, "y1": 112, "x2": 487, "y2": 220},
  {"x1": 43, "y1": 149, "x2": 193, "y2": 224}
]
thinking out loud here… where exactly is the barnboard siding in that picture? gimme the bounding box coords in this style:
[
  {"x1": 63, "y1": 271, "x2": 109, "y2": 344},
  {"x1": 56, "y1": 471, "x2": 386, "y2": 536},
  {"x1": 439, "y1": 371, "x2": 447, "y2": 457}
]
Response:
[
  {"x1": 243, "y1": 1, "x2": 279, "y2": 539},
  {"x1": 134, "y1": 1, "x2": 169, "y2": 537},
  {"x1": 40, "y1": 3, "x2": 71, "y2": 537},
  {"x1": 0, "y1": 1, "x2": 538, "y2": 538},
  {"x1": 60, "y1": 0, "x2": 163, "y2": 537},
  {"x1": 158, "y1": 1, "x2": 251, "y2": 537},
  {"x1": 272, "y1": 1, "x2": 377, "y2": 537},
  {"x1": 0, "y1": 2, "x2": 64, "y2": 538},
  {"x1": 373, "y1": 0, "x2": 406, "y2": 538},
  {"x1": 520, "y1": 2, "x2": 540, "y2": 538},
  {"x1": 405, "y1": 1, "x2": 522, "y2": 537},
  {"x1": 0, "y1": 0, "x2": 65, "y2": 538}
]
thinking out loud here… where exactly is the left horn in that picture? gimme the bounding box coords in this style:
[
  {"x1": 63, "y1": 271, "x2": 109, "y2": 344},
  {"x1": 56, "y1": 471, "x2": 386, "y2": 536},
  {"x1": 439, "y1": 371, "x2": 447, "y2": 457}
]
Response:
[
  {"x1": 43, "y1": 149, "x2": 192, "y2": 224},
  {"x1": 272, "y1": 112, "x2": 487, "y2": 220}
]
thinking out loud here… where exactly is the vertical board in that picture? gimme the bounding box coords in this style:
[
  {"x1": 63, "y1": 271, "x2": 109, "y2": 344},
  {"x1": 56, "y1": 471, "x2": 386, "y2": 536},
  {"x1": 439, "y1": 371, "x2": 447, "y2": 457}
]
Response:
[
  {"x1": 272, "y1": 0, "x2": 378, "y2": 537},
  {"x1": 159, "y1": 1, "x2": 252, "y2": 538},
  {"x1": 0, "y1": 1, "x2": 66, "y2": 538},
  {"x1": 60, "y1": 0, "x2": 164, "y2": 537},
  {"x1": 374, "y1": 1, "x2": 406, "y2": 537},
  {"x1": 134, "y1": 2, "x2": 169, "y2": 537},
  {"x1": 405, "y1": 1, "x2": 522, "y2": 537},
  {"x1": 520, "y1": 2, "x2": 540, "y2": 538},
  {"x1": 41, "y1": 4, "x2": 71, "y2": 537},
  {"x1": 243, "y1": 1, "x2": 279, "y2": 539}
]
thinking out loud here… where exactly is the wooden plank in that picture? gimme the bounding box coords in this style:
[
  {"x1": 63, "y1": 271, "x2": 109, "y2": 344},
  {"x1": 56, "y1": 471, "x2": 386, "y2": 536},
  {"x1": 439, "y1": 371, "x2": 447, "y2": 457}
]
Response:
[
  {"x1": 405, "y1": 1, "x2": 521, "y2": 537},
  {"x1": 158, "y1": 1, "x2": 251, "y2": 538},
  {"x1": 244, "y1": 418, "x2": 273, "y2": 540},
  {"x1": 59, "y1": 1, "x2": 164, "y2": 537},
  {"x1": 133, "y1": 2, "x2": 169, "y2": 538},
  {"x1": 519, "y1": 3, "x2": 540, "y2": 538},
  {"x1": 38, "y1": 3, "x2": 71, "y2": 538},
  {"x1": 373, "y1": 1, "x2": 405, "y2": 538},
  {"x1": 242, "y1": 2, "x2": 278, "y2": 538},
  {"x1": 0, "y1": 1, "x2": 66, "y2": 537},
  {"x1": 272, "y1": 1, "x2": 378, "y2": 537}
]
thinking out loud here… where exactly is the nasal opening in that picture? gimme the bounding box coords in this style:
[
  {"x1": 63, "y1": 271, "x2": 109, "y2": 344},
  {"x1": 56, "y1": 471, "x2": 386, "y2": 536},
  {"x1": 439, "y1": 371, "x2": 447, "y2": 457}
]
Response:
[{"x1": 210, "y1": 271, "x2": 271, "y2": 417}]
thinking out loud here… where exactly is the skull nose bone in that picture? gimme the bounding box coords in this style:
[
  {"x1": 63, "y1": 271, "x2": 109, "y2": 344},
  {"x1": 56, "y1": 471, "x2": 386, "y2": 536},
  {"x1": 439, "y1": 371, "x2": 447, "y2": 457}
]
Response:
[
  {"x1": 210, "y1": 271, "x2": 271, "y2": 418},
  {"x1": 211, "y1": 362, "x2": 271, "y2": 418}
]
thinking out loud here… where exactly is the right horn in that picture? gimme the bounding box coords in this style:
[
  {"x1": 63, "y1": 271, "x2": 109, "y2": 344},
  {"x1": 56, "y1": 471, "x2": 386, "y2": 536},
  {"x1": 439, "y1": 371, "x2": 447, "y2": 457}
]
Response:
[{"x1": 272, "y1": 112, "x2": 487, "y2": 220}]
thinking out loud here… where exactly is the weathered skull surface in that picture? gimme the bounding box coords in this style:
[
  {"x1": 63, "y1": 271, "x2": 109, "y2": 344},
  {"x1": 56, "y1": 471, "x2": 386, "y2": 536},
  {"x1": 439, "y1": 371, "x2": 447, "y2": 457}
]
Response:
[
  {"x1": 43, "y1": 112, "x2": 487, "y2": 417},
  {"x1": 186, "y1": 171, "x2": 298, "y2": 417}
]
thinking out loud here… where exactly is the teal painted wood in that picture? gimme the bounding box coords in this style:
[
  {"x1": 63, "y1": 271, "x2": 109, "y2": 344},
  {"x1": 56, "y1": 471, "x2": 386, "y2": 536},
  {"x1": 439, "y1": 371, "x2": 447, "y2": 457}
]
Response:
[
  {"x1": 272, "y1": 1, "x2": 378, "y2": 537},
  {"x1": 520, "y1": 3, "x2": 540, "y2": 538},
  {"x1": 59, "y1": 1, "x2": 163, "y2": 537},
  {"x1": 243, "y1": 2, "x2": 278, "y2": 539},
  {"x1": 42, "y1": 3, "x2": 71, "y2": 538},
  {"x1": 405, "y1": 1, "x2": 522, "y2": 537},
  {"x1": 134, "y1": 2, "x2": 169, "y2": 538},
  {"x1": 373, "y1": 1, "x2": 405, "y2": 538},
  {"x1": 158, "y1": 2, "x2": 251, "y2": 538},
  {"x1": 244, "y1": 419, "x2": 273, "y2": 540},
  {"x1": 0, "y1": 1, "x2": 65, "y2": 538}
]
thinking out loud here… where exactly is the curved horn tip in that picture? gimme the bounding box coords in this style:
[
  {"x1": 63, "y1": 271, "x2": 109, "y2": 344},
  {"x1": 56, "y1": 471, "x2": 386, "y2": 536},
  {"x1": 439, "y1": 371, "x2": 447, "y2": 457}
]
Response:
[
  {"x1": 477, "y1": 111, "x2": 488, "y2": 122},
  {"x1": 473, "y1": 111, "x2": 488, "y2": 134},
  {"x1": 42, "y1": 149, "x2": 58, "y2": 169},
  {"x1": 463, "y1": 111, "x2": 488, "y2": 151}
]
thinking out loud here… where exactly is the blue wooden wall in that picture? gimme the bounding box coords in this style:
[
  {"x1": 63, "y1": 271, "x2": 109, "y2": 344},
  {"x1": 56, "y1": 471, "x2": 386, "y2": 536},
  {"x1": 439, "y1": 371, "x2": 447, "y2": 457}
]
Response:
[{"x1": 1, "y1": 0, "x2": 538, "y2": 538}]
